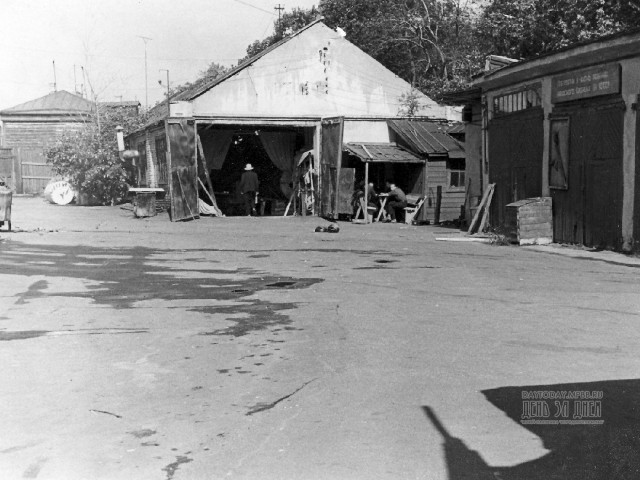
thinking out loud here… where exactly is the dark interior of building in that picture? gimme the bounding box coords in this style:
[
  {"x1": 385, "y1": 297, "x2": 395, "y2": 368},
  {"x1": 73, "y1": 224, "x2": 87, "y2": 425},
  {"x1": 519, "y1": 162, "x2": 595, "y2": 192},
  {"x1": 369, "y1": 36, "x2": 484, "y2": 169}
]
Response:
[{"x1": 198, "y1": 126, "x2": 310, "y2": 216}]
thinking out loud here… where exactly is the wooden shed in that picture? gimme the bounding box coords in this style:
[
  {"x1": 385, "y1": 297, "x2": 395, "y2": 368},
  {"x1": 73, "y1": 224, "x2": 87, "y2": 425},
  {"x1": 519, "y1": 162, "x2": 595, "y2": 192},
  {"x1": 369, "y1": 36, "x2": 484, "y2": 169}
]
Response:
[
  {"x1": 448, "y1": 30, "x2": 640, "y2": 251},
  {"x1": 0, "y1": 90, "x2": 94, "y2": 194},
  {"x1": 387, "y1": 120, "x2": 466, "y2": 223},
  {"x1": 127, "y1": 20, "x2": 460, "y2": 221}
]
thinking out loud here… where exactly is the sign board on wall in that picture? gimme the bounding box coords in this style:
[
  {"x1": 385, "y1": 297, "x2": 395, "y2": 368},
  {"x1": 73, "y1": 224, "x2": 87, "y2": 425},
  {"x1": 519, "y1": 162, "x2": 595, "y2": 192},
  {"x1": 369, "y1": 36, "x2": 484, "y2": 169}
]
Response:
[{"x1": 551, "y1": 64, "x2": 621, "y2": 103}]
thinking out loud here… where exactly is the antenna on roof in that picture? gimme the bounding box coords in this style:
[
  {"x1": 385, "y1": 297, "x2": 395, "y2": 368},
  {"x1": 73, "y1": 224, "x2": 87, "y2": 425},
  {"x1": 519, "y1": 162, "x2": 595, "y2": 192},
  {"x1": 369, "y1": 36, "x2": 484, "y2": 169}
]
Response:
[
  {"x1": 52, "y1": 60, "x2": 57, "y2": 92},
  {"x1": 81, "y1": 66, "x2": 87, "y2": 99}
]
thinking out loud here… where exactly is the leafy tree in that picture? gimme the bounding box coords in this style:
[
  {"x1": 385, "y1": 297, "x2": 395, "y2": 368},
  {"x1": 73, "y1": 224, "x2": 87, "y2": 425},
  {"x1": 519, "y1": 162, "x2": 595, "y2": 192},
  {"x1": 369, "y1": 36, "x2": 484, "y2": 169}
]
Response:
[
  {"x1": 168, "y1": 62, "x2": 229, "y2": 99},
  {"x1": 243, "y1": 7, "x2": 321, "y2": 60},
  {"x1": 239, "y1": 0, "x2": 640, "y2": 103},
  {"x1": 46, "y1": 106, "x2": 149, "y2": 205},
  {"x1": 477, "y1": 0, "x2": 640, "y2": 60},
  {"x1": 320, "y1": 0, "x2": 484, "y2": 100}
]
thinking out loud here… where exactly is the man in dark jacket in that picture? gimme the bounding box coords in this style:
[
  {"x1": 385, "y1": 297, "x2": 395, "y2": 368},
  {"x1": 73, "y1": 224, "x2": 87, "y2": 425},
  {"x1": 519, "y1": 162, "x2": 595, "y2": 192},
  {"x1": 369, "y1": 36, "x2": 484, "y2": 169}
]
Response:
[
  {"x1": 384, "y1": 182, "x2": 407, "y2": 223},
  {"x1": 239, "y1": 163, "x2": 259, "y2": 216}
]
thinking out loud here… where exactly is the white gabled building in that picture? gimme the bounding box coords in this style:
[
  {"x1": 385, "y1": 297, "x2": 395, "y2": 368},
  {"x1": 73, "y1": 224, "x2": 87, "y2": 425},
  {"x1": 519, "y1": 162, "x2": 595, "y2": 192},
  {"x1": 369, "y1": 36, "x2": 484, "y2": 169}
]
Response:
[{"x1": 129, "y1": 20, "x2": 461, "y2": 221}]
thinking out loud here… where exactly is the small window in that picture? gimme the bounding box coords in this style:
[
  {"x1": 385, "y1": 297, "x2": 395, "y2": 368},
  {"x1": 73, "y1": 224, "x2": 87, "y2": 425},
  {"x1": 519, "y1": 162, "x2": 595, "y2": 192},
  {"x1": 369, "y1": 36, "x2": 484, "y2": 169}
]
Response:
[
  {"x1": 493, "y1": 84, "x2": 541, "y2": 116},
  {"x1": 448, "y1": 158, "x2": 466, "y2": 188}
]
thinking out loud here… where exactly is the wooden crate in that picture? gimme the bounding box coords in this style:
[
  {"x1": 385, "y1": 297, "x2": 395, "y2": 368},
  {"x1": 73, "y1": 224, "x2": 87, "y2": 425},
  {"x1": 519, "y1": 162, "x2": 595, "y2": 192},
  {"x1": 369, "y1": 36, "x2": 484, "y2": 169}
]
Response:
[{"x1": 505, "y1": 197, "x2": 552, "y2": 245}]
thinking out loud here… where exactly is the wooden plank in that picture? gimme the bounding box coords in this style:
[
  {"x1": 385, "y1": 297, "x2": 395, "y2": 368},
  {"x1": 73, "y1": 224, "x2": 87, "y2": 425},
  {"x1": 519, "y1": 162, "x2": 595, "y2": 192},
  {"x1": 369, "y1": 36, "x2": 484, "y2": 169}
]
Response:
[
  {"x1": 434, "y1": 185, "x2": 442, "y2": 225},
  {"x1": 519, "y1": 222, "x2": 553, "y2": 231},
  {"x1": 477, "y1": 185, "x2": 495, "y2": 233},
  {"x1": 467, "y1": 183, "x2": 495, "y2": 234}
]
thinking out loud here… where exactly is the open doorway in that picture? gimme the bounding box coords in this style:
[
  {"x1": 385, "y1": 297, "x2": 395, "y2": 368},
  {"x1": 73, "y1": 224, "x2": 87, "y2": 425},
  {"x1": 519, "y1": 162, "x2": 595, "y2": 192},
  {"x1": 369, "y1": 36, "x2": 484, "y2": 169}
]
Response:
[{"x1": 197, "y1": 125, "x2": 314, "y2": 216}]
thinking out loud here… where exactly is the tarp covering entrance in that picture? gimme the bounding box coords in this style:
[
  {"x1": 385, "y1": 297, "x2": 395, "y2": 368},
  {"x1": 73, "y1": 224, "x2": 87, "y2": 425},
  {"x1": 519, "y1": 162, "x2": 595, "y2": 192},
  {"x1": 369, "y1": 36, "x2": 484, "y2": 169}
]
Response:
[
  {"x1": 259, "y1": 131, "x2": 296, "y2": 174},
  {"x1": 204, "y1": 129, "x2": 234, "y2": 170}
]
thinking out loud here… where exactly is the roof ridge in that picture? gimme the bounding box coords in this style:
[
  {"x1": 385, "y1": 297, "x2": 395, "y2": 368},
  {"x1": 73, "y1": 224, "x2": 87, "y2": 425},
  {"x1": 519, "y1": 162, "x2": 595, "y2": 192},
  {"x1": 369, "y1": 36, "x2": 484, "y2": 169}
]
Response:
[{"x1": 178, "y1": 18, "x2": 326, "y2": 101}]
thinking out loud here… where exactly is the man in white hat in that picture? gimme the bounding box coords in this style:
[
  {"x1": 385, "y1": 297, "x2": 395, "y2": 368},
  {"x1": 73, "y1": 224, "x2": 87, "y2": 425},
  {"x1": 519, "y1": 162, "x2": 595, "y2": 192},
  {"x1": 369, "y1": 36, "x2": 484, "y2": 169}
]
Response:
[{"x1": 239, "y1": 163, "x2": 259, "y2": 216}]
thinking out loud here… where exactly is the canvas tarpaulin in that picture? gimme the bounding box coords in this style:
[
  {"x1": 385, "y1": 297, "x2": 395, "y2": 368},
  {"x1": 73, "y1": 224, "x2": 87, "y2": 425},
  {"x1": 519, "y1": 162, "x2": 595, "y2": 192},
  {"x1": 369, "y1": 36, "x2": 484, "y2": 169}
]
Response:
[
  {"x1": 200, "y1": 129, "x2": 234, "y2": 170},
  {"x1": 259, "y1": 131, "x2": 296, "y2": 174}
]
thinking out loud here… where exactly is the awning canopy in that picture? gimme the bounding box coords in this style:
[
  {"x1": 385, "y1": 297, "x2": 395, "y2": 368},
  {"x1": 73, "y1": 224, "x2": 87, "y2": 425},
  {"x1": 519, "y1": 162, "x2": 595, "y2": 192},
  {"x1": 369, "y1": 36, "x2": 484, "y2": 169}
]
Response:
[
  {"x1": 344, "y1": 143, "x2": 424, "y2": 164},
  {"x1": 388, "y1": 119, "x2": 465, "y2": 159}
]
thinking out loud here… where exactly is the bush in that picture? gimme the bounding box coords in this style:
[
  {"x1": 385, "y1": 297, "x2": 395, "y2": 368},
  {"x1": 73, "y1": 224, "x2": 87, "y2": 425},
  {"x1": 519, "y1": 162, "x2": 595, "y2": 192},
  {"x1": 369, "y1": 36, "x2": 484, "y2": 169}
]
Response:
[{"x1": 46, "y1": 107, "x2": 147, "y2": 206}]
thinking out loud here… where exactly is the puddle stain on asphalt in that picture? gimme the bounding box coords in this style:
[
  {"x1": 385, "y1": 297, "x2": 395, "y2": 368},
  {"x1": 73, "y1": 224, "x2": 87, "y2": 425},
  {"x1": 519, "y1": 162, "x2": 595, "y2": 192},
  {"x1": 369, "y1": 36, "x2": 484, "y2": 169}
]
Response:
[
  {"x1": 15, "y1": 280, "x2": 48, "y2": 305},
  {"x1": 162, "y1": 455, "x2": 193, "y2": 480},
  {"x1": 128, "y1": 429, "x2": 157, "y2": 438},
  {"x1": 266, "y1": 281, "x2": 296, "y2": 288},
  {"x1": 22, "y1": 457, "x2": 49, "y2": 479},
  {"x1": 0, "y1": 330, "x2": 49, "y2": 341},
  {"x1": 0, "y1": 328, "x2": 149, "y2": 342},
  {"x1": 0, "y1": 242, "x2": 322, "y2": 338}
]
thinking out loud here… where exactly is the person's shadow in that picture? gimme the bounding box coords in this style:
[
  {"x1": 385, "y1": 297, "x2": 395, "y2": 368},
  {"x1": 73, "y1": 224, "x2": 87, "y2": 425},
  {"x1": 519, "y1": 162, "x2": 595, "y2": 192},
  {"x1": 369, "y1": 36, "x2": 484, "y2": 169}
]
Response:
[{"x1": 424, "y1": 378, "x2": 640, "y2": 479}]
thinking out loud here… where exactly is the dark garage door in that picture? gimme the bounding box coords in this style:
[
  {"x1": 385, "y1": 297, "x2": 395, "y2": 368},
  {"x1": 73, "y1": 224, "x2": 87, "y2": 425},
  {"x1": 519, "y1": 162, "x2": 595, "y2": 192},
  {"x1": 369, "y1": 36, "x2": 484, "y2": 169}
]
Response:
[
  {"x1": 551, "y1": 100, "x2": 623, "y2": 249},
  {"x1": 488, "y1": 108, "x2": 544, "y2": 227}
]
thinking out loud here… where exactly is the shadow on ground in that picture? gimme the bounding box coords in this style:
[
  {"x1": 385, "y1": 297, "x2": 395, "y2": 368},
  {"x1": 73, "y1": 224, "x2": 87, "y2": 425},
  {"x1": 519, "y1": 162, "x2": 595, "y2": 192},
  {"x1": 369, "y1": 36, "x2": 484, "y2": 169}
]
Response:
[
  {"x1": 425, "y1": 379, "x2": 640, "y2": 479},
  {"x1": 0, "y1": 241, "x2": 322, "y2": 338}
]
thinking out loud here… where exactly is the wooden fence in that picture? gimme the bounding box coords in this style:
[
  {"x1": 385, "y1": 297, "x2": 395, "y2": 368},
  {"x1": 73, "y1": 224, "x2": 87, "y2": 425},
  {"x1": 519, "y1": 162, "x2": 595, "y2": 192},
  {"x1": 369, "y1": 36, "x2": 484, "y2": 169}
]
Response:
[{"x1": 0, "y1": 147, "x2": 53, "y2": 194}]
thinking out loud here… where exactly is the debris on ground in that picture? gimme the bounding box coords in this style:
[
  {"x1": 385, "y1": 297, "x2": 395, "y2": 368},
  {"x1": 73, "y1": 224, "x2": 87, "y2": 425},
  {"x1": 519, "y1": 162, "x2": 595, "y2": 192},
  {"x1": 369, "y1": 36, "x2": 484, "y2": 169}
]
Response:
[{"x1": 314, "y1": 223, "x2": 340, "y2": 233}]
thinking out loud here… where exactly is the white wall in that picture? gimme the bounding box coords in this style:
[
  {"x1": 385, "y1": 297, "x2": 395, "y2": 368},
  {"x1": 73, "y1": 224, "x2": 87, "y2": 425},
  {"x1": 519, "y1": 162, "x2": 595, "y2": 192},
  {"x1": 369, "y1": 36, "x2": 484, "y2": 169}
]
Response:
[{"x1": 193, "y1": 23, "x2": 456, "y2": 121}]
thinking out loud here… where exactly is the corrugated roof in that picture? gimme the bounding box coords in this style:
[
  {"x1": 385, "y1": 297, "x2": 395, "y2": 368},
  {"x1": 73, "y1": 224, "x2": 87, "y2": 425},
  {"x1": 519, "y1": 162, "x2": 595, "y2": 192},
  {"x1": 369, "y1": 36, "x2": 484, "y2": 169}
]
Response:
[
  {"x1": 446, "y1": 123, "x2": 465, "y2": 135},
  {"x1": 99, "y1": 101, "x2": 140, "y2": 108},
  {"x1": 1, "y1": 90, "x2": 94, "y2": 114},
  {"x1": 344, "y1": 143, "x2": 424, "y2": 163},
  {"x1": 388, "y1": 120, "x2": 465, "y2": 159}
]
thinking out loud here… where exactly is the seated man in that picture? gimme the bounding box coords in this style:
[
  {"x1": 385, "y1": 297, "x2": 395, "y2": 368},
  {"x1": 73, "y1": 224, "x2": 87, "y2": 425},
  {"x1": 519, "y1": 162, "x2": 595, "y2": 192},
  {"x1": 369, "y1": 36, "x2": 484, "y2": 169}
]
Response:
[
  {"x1": 352, "y1": 181, "x2": 380, "y2": 219},
  {"x1": 366, "y1": 182, "x2": 380, "y2": 217},
  {"x1": 384, "y1": 182, "x2": 407, "y2": 223}
]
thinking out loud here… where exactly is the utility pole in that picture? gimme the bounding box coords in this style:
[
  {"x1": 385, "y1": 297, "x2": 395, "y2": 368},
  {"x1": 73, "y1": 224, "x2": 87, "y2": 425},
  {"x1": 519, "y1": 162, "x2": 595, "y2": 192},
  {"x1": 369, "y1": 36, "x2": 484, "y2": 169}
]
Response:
[
  {"x1": 274, "y1": 4, "x2": 284, "y2": 31},
  {"x1": 81, "y1": 66, "x2": 87, "y2": 98},
  {"x1": 137, "y1": 36, "x2": 152, "y2": 111},
  {"x1": 159, "y1": 69, "x2": 170, "y2": 118},
  {"x1": 52, "y1": 60, "x2": 57, "y2": 92}
]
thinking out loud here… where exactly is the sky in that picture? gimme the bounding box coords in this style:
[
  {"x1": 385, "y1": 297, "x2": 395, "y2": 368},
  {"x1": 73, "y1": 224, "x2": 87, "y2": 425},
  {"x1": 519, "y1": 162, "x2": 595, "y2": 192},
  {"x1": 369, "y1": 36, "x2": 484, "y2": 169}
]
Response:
[{"x1": 0, "y1": 0, "x2": 319, "y2": 110}]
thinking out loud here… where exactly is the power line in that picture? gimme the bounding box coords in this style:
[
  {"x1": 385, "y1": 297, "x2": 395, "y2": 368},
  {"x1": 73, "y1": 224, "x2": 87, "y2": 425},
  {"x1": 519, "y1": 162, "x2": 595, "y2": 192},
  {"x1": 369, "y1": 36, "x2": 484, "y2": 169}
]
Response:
[
  {"x1": 233, "y1": 0, "x2": 276, "y2": 16},
  {"x1": 0, "y1": 43, "x2": 241, "y2": 63}
]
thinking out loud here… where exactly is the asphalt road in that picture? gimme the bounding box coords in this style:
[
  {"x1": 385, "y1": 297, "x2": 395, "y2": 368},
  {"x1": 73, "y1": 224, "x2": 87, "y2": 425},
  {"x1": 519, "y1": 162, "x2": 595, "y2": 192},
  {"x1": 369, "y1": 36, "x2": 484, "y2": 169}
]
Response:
[{"x1": 1, "y1": 197, "x2": 640, "y2": 479}]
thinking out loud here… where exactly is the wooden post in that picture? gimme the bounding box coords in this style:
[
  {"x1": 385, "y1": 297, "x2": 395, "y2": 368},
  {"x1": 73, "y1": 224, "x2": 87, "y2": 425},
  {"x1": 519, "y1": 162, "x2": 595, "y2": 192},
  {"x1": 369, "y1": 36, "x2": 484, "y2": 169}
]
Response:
[
  {"x1": 14, "y1": 148, "x2": 23, "y2": 194},
  {"x1": 421, "y1": 162, "x2": 427, "y2": 223},
  {"x1": 364, "y1": 161, "x2": 369, "y2": 223},
  {"x1": 477, "y1": 184, "x2": 495, "y2": 233},
  {"x1": 301, "y1": 175, "x2": 307, "y2": 217},
  {"x1": 434, "y1": 185, "x2": 442, "y2": 225},
  {"x1": 467, "y1": 183, "x2": 495, "y2": 235},
  {"x1": 293, "y1": 184, "x2": 298, "y2": 215}
]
